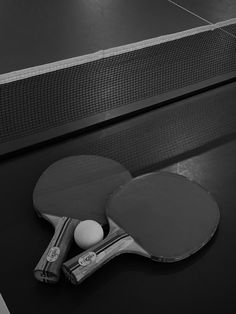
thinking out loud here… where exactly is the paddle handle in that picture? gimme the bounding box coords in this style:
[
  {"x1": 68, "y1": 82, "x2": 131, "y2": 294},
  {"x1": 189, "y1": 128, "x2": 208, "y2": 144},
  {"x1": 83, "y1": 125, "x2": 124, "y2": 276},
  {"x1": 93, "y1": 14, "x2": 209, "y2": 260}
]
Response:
[
  {"x1": 63, "y1": 222, "x2": 134, "y2": 284},
  {"x1": 34, "y1": 217, "x2": 79, "y2": 283}
]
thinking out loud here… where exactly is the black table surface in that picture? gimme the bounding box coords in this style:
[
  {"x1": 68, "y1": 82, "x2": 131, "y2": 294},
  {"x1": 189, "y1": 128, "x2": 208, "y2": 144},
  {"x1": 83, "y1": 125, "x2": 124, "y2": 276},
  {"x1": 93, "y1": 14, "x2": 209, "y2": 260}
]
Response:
[
  {"x1": 1, "y1": 1, "x2": 236, "y2": 313},
  {"x1": 0, "y1": 0, "x2": 208, "y2": 74},
  {"x1": 0, "y1": 82, "x2": 236, "y2": 314}
]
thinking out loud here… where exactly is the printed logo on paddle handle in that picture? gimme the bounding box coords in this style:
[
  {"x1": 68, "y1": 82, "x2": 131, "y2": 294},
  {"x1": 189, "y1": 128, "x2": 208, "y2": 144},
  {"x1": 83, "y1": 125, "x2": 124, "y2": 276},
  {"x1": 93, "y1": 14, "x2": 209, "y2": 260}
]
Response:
[
  {"x1": 46, "y1": 247, "x2": 61, "y2": 262},
  {"x1": 78, "y1": 252, "x2": 97, "y2": 266}
]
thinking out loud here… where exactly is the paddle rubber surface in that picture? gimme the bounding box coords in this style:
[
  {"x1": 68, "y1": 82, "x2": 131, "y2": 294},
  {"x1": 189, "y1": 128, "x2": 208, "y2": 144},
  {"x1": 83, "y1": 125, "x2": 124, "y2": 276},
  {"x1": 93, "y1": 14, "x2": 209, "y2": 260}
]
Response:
[
  {"x1": 108, "y1": 172, "x2": 220, "y2": 260},
  {"x1": 33, "y1": 155, "x2": 131, "y2": 224}
]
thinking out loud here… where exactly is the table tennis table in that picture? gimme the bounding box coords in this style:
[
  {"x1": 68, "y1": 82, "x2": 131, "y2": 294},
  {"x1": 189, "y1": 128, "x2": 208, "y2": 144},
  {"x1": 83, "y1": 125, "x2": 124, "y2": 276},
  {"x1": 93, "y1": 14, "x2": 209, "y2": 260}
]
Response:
[{"x1": 0, "y1": 1, "x2": 236, "y2": 313}]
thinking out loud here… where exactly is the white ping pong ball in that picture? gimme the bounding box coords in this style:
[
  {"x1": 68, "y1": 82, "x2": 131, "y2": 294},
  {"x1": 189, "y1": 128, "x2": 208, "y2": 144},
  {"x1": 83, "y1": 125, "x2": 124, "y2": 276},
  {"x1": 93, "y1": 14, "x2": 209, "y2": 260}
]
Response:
[{"x1": 74, "y1": 220, "x2": 104, "y2": 249}]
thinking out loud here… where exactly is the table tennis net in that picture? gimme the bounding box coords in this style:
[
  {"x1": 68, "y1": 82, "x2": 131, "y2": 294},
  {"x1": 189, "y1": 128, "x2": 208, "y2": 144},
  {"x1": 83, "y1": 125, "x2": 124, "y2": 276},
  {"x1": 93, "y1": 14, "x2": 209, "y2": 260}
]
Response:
[{"x1": 0, "y1": 19, "x2": 236, "y2": 156}]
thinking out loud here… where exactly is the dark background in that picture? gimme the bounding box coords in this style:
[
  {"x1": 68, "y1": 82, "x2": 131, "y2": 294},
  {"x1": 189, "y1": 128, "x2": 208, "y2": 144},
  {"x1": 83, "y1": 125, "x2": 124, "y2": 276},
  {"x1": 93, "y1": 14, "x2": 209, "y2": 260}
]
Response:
[{"x1": 0, "y1": 1, "x2": 236, "y2": 313}]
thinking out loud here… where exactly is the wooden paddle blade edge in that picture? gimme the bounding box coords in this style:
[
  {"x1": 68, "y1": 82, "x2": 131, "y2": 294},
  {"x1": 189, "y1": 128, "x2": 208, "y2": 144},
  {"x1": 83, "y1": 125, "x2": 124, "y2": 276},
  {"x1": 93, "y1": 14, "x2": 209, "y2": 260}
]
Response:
[{"x1": 151, "y1": 219, "x2": 220, "y2": 263}]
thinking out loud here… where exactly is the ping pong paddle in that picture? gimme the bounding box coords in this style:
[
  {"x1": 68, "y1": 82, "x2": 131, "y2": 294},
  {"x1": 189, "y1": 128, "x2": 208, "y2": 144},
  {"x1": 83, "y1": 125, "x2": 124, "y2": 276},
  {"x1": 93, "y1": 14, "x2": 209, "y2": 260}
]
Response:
[
  {"x1": 63, "y1": 171, "x2": 220, "y2": 284},
  {"x1": 33, "y1": 155, "x2": 132, "y2": 283}
]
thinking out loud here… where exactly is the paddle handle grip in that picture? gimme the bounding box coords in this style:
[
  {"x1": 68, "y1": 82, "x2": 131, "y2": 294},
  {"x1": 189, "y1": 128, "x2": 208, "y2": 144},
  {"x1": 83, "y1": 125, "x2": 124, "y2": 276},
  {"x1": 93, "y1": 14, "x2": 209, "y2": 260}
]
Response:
[
  {"x1": 63, "y1": 227, "x2": 132, "y2": 285},
  {"x1": 34, "y1": 217, "x2": 78, "y2": 283}
]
